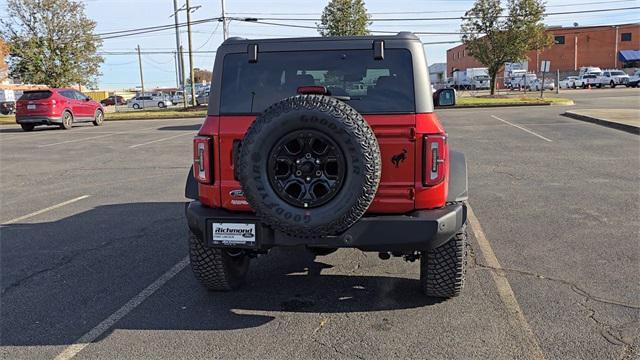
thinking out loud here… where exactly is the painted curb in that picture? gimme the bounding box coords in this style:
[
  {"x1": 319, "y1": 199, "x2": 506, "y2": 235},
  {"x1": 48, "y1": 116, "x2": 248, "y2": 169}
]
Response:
[{"x1": 562, "y1": 112, "x2": 640, "y2": 135}]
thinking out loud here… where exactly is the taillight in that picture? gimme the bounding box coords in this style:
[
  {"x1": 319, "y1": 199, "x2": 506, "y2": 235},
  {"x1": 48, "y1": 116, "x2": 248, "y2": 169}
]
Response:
[
  {"x1": 193, "y1": 136, "x2": 212, "y2": 183},
  {"x1": 423, "y1": 134, "x2": 447, "y2": 186}
]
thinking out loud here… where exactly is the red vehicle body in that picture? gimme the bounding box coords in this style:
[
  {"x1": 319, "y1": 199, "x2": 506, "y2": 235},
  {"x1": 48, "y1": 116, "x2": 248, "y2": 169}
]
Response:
[
  {"x1": 184, "y1": 33, "x2": 468, "y2": 298},
  {"x1": 194, "y1": 113, "x2": 448, "y2": 213},
  {"x1": 15, "y1": 88, "x2": 104, "y2": 131}
]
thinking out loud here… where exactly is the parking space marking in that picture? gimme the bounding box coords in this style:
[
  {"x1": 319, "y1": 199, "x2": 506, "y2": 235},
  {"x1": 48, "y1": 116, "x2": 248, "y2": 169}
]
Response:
[
  {"x1": 1, "y1": 195, "x2": 90, "y2": 225},
  {"x1": 38, "y1": 133, "x2": 121, "y2": 148},
  {"x1": 467, "y1": 205, "x2": 545, "y2": 360},
  {"x1": 53, "y1": 256, "x2": 190, "y2": 360},
  {"x1": 128, "y1": 132, "x2": 193, "y2": 149},
  {"x1": 491, "y1": 115, "x2": 553, "y2": 142}
]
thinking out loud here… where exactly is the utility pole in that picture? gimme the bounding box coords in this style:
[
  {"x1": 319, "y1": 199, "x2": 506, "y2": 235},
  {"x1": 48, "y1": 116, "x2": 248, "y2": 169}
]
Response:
[
  {"x1": 172, "y1": 0, "x2": 184, "y2": 86},
  {"x1": 137, "y1": 45, "x2": 145, "y2": 104},
  {"x1": 185, "y1": 0, "x2": 196, "y2": 107},
  {"x1": 180, "y1": 45, "x2": 186, "y2": 109},
  {"x1": 221, "y1": 0, "x2": 229, "y2": 40},
  {"x1": 173, "y1": 51, "x2": 179, "y2": 88}
]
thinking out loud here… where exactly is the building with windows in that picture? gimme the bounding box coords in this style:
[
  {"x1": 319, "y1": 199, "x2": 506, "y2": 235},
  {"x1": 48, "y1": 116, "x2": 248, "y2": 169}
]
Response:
[{"x1": 446, "y1": 23, "x2": 639, "y2": 76}]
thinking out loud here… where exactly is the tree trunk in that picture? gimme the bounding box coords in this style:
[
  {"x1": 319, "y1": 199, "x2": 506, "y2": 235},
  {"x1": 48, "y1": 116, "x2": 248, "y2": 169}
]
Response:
[{"x1": 490, "y1": 72, "x2": 497, "y2": 96}]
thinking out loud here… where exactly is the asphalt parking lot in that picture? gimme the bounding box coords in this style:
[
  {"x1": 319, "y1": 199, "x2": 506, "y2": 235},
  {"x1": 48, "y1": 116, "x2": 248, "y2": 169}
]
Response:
[{"x1": 1, "y1": 89, "x2": 638, "y2": 359}]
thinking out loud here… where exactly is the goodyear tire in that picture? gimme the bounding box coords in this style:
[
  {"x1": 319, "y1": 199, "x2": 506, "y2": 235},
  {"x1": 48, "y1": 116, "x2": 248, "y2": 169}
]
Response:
[
  {"x1": 188, "y1": 231, "x2": 250, "y2": 291},
  {"x1": 237, "y1": 95, "x2": 381, "y2": 237},
  {"x1": 420, "y1": 224, "x2": 467, "y2": 298}
]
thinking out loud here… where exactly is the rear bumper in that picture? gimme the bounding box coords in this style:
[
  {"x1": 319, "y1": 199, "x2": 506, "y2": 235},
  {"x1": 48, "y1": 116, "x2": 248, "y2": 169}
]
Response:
[
  {"x1": 16, "y1": 115, "x2": 62, "y2": 125},
  {"x1": 186, "y1": 201, "x2": 467, "y2": 252}
]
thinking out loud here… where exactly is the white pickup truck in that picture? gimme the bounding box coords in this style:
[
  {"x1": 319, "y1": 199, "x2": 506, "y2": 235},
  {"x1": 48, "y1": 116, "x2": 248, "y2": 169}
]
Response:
[
  {"x1": 596, "y1": 70, "x2": 629, "y2": 88},
  {"x1": 628, "y1": 70, "x2": 640, "y2": 88},
  {"x1": 574, "y1": 74, "x2": 599, "y2": 89}
]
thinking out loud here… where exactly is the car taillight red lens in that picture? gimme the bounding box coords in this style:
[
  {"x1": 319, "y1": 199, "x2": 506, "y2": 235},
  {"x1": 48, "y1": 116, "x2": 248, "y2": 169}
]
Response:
[
  {"x1": 423, "y1": 134, "x2": 447, "y2": 186},
  {"x1": 193, "y1": 136, "x2": 212, "y2": 184}
]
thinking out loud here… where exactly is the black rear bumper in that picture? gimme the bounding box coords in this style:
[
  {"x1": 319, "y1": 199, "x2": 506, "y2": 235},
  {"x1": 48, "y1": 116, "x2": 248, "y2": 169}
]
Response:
[
  {"x1": 16, "y1": 115, "x2": 62, "y2": 125},
  {"x1": 186, "y1": 201, "x2": 467, "y2": 252}
]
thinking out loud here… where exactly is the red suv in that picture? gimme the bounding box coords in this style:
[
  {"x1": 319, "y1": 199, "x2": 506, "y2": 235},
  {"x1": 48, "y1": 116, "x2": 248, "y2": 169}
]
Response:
[
  {"x1": 185, "y1": 33, "x2": 468, "y2": 299},
  {"x1": 15, "y1": 88, "x2": 104, "y2": 131}
]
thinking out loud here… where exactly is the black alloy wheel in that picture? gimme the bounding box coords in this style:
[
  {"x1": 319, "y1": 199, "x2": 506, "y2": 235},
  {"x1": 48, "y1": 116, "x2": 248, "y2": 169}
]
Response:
[{"x1": 267, "y1": 130, "x2": 345, "y2": 209}]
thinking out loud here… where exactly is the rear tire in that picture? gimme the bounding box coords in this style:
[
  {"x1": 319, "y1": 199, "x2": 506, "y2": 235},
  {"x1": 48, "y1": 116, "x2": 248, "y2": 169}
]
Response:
[
  {"x1": 93, "y1": 109, "x2": 104, "y2": 126},
  {"x1": 158, "y1": 102, "x2": 165, "y2": 108},
  {"x1": 20, "y1": 123, "x2": 35, "y2": 132},
  {"x1": 188, "y1": 231, "x2": 250, "y2": 291},
  {"x1": 420, "y1": 224, "x2": 467, "y2": 298},
  {"x1": 60, "y1": 111, "x2": 73, "y2": 130}
]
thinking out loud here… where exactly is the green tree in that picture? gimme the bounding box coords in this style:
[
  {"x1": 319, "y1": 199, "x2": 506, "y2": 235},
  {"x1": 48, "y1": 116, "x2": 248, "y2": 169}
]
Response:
[
  {"x1": 1, "y1": 0, "x2": 103, "y2": 87},
  {"x1": 460, "y1": 0, "x2": 552, "y2": 95},
  {"x1": 318, "y1": 0, "x2": 371, "y2": 36}
]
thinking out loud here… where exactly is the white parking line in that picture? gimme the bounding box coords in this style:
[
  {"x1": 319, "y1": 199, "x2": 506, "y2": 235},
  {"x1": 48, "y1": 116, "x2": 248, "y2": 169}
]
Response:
[
  {"x1": 467, "y1": 205, "x2": 545, "y2": 360},
  {"x1": 53, "y1": 256, "x2": 190, "y2": 360},
  {"x1": 1, "y1": 195, "x2": 90, "y2": 225},
  {"x1": 128, "y1": 132, "x2": 193, "y2": 149},
  {"x1": 38, "y1": 133, "x2": 120, "y2": 148},
  {"x1": 491, "y1": 115, "x2": 553, "y2": 142}
]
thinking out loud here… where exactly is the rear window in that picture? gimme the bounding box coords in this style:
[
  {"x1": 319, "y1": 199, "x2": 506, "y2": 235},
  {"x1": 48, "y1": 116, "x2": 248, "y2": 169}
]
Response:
[
  {"x1": 610, "y1": 71, "x2": 626, "y2": 76},
  {"x1": 19, "y1": 91, "x2": 52, "y2": 101},
  {"x1": 220, "y1": 49, "x2": 415, "y2": 114}
]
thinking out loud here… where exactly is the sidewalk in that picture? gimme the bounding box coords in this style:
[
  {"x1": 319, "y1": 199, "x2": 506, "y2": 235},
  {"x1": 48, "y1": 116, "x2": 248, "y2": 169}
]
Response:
[{"x1": 562, "y1": 109, "x2": 640, "y2": 135}]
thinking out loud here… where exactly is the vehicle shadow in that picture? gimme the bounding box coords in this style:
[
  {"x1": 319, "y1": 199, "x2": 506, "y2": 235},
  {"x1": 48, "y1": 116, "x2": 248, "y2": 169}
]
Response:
[
  {"x1": 1, "y1": 201, "x2": 439, "y2": 347},
  {"x1": 0, "y1": 125, "x2": 62, "y2": 133},
  {"x1": 157, "y1": 124, "x2": 202, "y2": 131}
]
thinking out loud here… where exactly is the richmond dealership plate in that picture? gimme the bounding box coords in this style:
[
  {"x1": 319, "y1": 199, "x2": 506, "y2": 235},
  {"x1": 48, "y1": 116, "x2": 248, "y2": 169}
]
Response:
[{"x1": 211, "y1": 222, "x2": 256, "y2": 246}]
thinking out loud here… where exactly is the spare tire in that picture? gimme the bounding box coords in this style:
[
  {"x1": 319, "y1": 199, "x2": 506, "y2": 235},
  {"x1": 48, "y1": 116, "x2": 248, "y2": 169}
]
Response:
[{"x1": 237, "y1": 95, "x2": 381, "y2": 237}]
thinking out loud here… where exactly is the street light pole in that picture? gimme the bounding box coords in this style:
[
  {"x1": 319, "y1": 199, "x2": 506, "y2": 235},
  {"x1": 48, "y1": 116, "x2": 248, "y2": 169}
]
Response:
[
  {"x1": 172, "y1": 0, "x2": 183, "y2": 86},
  {"x1": 185, "y1": 0, "x2": 196, "y2": 107},
  {"x1": 221, "y1": 0, "x2": 229, "y2": 40},
  {"x1": 137, "y1": 45, "x2": 145, "y2": 101}
]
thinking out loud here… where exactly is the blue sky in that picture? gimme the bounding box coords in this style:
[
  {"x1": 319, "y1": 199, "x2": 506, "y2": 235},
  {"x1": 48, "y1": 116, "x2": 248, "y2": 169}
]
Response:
[{"x1": 2, "y1": 0, "x2": 639, "y2": 89}]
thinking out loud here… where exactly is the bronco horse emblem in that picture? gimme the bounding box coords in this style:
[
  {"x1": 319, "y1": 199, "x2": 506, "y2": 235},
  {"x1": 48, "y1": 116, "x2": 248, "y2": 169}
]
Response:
[{"x1": 391, "y1": 149, "x2": 408, "y2": 168}]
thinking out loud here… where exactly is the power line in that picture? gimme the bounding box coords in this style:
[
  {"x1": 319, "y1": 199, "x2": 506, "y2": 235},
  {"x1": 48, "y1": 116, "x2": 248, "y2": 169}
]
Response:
[{"x1": 225, "y1": 0, "x2": 637, "y2": 15}]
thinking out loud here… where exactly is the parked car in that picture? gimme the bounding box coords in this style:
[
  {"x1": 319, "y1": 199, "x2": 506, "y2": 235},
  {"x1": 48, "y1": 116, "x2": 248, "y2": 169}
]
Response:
[
  {"x1": 184, "y1": 33, "x2": 467, "y2": 299},
  {"x1": 559, "y1": 76, "x2": 578, "y2": 89},
  {"x1": 128, "y1": 95, "x2": 172, "y2": 109},
  {"x1": 528, "y1": 78, "x2": 555, "y2": 91},
  {"x1": 627, "y1": 70, "x2": 640, "y2": 88},
  {"x1": 596, "y1": 70, "x2": 629, "y2": 88},
  {"x1": 195, "y1": 91, "x2": 210, "y2": 106},
  {"x1": 0, "y1": 101, "x2": 15, "y2": 115},
  {"x1": 100, "y1": 95, "x2": 127, "y2": 106},
  {"x1": 15, "y1": 88, "x2": 104, "y2": 131},
  {"x1": 574, "y1": 74, "x2": 598, "y2": 89}
]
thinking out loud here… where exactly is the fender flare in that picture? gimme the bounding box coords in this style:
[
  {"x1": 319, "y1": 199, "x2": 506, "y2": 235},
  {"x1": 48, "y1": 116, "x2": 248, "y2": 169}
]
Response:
[
  {"x1": 185, "y1": 168, "x2": 198, "y2": 200},
  {"x1": 447, "y1": 150, "x2": 468, "y2": 202}
]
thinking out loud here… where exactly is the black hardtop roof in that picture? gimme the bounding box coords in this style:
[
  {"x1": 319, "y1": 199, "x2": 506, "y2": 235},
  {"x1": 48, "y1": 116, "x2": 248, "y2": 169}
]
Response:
[{"x1": 221, "y1": 32, "x2": 420, "y2": 46}]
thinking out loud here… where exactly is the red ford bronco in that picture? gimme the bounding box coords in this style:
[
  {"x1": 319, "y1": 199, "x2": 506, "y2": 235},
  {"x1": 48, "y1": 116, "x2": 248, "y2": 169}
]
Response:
[{"x1": 185, "y1": 32, "x2": 468, "y2": 299}]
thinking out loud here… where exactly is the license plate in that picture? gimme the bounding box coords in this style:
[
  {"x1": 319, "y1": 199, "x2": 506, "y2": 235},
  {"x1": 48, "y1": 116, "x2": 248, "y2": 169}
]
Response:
[
  {"x1": 27, "y1": 104, "x2": 36, "y2": 110},
  {"x1": 211, "y1": 222, "x2": 256, "y2": 246}
]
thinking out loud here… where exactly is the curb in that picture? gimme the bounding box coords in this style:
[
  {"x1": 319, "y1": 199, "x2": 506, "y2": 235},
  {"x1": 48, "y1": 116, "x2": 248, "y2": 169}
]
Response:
[
  {"x1": 561, "y1": 112, "x2": 640, "y2": 135},
  {"x1": 450, "y1": 100, "x2": 574, "y2": 109}
]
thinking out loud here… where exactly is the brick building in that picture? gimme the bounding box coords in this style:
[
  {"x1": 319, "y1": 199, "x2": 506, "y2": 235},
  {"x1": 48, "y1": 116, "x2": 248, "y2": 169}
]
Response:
[{"x1": 446, "y1": 23, "x2": 640, "y2": 76}]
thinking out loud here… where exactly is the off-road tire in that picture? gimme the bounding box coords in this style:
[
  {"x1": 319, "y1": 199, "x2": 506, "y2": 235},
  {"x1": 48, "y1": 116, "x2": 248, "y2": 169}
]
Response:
[
  {"x1": 60, "y1": 111, "x2": 73, "y2": 130},
  {"x1": 420, "y1": 224, "x2": 467, "y2": 298},
  {"x1": 237, "y1": 95, "x2": 381, "y2": 237},
  {"x1": 188, "y1": 231, "x2": 250, "y2": 291},
  {"x1": 20, "y1": 123, "x2": 35, "y2": 132},
  {"x1": 93, "y1": 109, "x2": 104, "y2": 126}
]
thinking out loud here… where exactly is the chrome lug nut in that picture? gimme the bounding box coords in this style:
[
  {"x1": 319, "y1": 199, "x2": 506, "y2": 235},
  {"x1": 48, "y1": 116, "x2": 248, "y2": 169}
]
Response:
[
  {"x1": 315, "y1": 171, "x2": 322, "y2": 176},
  {"x1": 305, "y1": 153, "x2": 312, "y2": 159}
]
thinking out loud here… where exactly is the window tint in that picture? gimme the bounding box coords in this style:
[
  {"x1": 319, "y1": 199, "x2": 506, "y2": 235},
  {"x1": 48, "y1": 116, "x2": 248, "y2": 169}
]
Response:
[
  {"x1": 19, "y1": 90, "x2": 52, "y2": 100},
  {"x1": 59, "y1": 90, "x2": 76, "y2": 100},
  {"x1": 610, "y1": 71, "x2": 625, "y2": 76},
  {"x1": 74, "y1": 91, "x2": 88, "y2": 100},
  {"x1": 220, "y1": 49, "x2": 415, "y2": 114}
]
